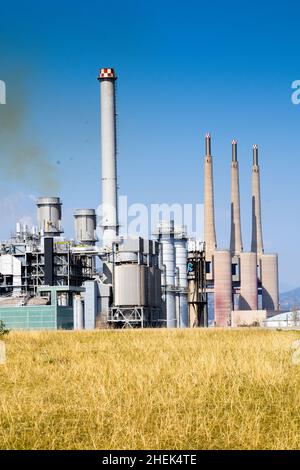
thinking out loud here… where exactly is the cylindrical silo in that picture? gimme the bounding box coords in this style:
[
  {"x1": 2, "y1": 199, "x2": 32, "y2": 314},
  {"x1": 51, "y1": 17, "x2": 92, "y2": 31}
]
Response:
[
  {"x1": 174, "y1": 226, "x2": 188, "y2": 328},
  {"x1": 260, "y1": 253, "x2": 279, "y2": 311},
  {"x1": 214, "y1": 250, "x2": 232, "y2": 327},
  {"x1": 239, "y1": 252, "x2": 258, "y2": 310},
  {"x1": 114, "y1": 264, "x2": 146, "y2": 307},
  {"x1": 157, "y1": 221, "x2": 176, "y2": 328},
  {"x1": 74, "y1": 209, "x2": 97, "y2": 245},
  {"x1": 98, "y1": 68, "x2": 118, "y2": 247},
  {"x1": 36, "y1": 197, "x2": 62, "y2": 236}
]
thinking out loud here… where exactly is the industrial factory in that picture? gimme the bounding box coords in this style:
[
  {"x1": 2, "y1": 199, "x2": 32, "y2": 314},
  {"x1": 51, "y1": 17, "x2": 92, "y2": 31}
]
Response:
[{"x1": 0, "y1": 68, "x2": 280, "y2": 330}]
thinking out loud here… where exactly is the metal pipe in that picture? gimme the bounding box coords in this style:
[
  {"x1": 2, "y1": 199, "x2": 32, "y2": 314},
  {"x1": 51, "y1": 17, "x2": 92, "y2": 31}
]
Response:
[
  {"x1": 205, "y1": 132, "x2": 211, "y2": 156},
  {"x1": 174, "y1": 227, "x2": 189, "y2": 328},
  {"x1": 253, "y1": 144, "x2": 258, "y2": 166},
  {"x1": 232, "y1": 139, "x2": 237, "y2": 162}
]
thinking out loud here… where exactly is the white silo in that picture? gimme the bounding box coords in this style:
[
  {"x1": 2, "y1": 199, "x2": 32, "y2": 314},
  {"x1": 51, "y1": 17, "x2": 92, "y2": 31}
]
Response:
[
  {"x1": 174, "y1": 225, "x2": 188, "y2": 328},
  {"x1": 157, "y1": 221, "x2": 176, "y2": 328}
]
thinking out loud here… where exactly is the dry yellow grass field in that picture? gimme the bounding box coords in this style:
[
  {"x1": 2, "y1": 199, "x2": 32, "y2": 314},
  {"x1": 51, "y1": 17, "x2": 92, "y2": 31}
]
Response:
[{"x1": 0, "y1": 328, "x2": 300, "y2": 450}]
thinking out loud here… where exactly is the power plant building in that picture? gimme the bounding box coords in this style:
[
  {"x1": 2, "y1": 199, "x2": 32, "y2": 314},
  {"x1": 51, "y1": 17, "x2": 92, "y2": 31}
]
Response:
[{"x1": 0, "y1": 68, "x2": 281, "y2": 330}]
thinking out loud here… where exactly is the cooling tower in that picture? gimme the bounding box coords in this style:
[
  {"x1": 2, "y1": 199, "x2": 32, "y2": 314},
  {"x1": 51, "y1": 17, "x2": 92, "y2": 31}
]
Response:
[
  {"x1": 251, "y1": 145, "x2": 264, "y2": 253},
  {"x1": 204, "y1": 134, "x2": 217, "y2": 252},
  {"x1": 260, "y1": 254, "x2": 279, "y2": 311},
  {"x1": 239, "y1": 252, "x2": 258, "y2": 310},
  {"x1": 230, "y1": 140, "x2": 243, "y2": 254},
  {"x1": 214, "y1": 250, "x2": 232, "y2": 327},
  {"x1": 98, "y1": 68, "x2": 118, "y2": 247}
]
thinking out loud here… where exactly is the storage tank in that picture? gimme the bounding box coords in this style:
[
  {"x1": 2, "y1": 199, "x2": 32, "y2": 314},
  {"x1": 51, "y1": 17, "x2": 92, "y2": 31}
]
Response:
[
  {"x1": 260, "y1": 253, "x2": 279, "y2": 311},
  {"x1": 114, "y1": 264, "x2": 147, "y2": 307},
  {"x1": 214, "y1": 250, "x2": 232, "y2": 326},
  {"x1": 74, "y1": 209, "x2": 97, "y2": 245},
  {"x1": 37, "y1": 197, "x2": 62, "y2": 236},
  {"x1": 239, "y1": 252, "x2": 258, "y2": 310}
]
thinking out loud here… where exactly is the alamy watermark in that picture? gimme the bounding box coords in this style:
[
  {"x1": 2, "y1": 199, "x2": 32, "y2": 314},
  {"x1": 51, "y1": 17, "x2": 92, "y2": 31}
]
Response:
[
  {"x1": 291, "y1": 80, "x2": 300, "y2": 105},
  {"x1": 0, "y1": 80, "x2": 6, "y2": 104},
  {"x1": 96, "y1": 196, "x2": 204, "y2": 240}
]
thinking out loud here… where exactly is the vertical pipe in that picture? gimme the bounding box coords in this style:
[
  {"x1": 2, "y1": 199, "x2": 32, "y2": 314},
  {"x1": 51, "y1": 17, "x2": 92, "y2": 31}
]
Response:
[
  {"x1": 74, "y1": 294, "x2": 84, "y2": 330},
  {"x1": 188, "y1": 278, "x2": 198, "y2": 327},
  {"x1": 98, "y1": 68, "x2": 118, "y2": 247},
  {"x1": 251, "y1": 145, "x2": 264, "y2": 254},
  {"x1": 158, "y1": 221, "x2": 176, "y2": 328},
  {"x1": 175, "y1": 266, "x2": 180, "y2": 327},
  {"x1": 174, "y1": 229, "x2": 188, "y2": 328},
  {"x1": 230, "y1": 140, "x2": 243, "y2": 254},
  {"x1": 204, "y1": 133, "x2": 217, "y2": 253}
]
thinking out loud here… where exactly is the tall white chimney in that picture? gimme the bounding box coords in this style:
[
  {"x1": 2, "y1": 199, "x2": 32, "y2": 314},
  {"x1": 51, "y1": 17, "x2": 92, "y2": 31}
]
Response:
[{"x1": 98, "y1": 68, "x2": 118, "y2": 247}]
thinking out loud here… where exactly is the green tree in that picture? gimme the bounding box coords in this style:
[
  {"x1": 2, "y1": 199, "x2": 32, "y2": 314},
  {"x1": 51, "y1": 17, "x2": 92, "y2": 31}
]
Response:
[{"x1": 0, "y1": 320, "x2": 9, "y2": 337}]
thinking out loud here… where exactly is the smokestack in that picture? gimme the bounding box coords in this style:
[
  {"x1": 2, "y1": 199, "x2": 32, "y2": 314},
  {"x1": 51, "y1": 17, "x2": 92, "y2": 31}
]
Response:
[
  {"x1": 204, "y1": 133, "x2": 217, "y2": 252},
  {"x1": 230, "y1": 140, "x2": 243, "y2": 254},
  {"x1": 98, "y1": 68, "x2": 118, "y2": 247},
  {"x1": 251, "y1": 145, "x2": 264, "y2": 253}
]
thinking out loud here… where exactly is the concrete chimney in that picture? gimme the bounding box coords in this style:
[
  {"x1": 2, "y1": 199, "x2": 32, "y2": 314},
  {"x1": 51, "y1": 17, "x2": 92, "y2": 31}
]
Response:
[
  {"x1": 98, "y1": 68, "x2": 118, "y2": 247},
  {"x1": 230, "y1": 140, "x2": 243, "y2": 254},
  {"x1": 251, "y1": 145, "x2": 264, "y2": 254},
  {"x1": 204, "y1": 133, "x2": 217, "y2": 252}
]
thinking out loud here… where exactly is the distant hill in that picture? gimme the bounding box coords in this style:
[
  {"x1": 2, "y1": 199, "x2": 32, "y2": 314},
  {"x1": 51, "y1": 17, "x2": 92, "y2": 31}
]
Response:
[{"x1": 280, "y1": 288, "x2": 300, "y2": 311}]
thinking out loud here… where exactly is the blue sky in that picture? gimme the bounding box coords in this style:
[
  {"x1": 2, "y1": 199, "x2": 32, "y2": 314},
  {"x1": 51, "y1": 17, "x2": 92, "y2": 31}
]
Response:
[{"x1": 0, "y1": 0, "x2": 299, "y2": 291}]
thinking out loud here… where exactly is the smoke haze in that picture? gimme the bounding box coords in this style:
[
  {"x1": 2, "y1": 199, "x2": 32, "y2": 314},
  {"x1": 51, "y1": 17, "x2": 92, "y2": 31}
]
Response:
[{"x1": 0, "y1": 73, "x2": 59, "y2": 193}]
